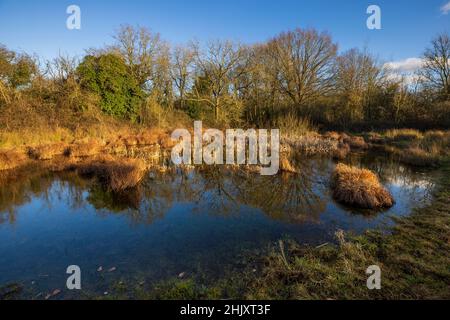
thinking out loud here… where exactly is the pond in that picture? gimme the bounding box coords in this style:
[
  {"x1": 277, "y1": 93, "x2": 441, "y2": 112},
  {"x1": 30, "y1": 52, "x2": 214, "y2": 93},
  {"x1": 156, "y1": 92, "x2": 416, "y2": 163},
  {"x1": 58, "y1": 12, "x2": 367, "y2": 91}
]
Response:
[{"x1": 0, "y1": 152, "x2": 441, "y2": 299}]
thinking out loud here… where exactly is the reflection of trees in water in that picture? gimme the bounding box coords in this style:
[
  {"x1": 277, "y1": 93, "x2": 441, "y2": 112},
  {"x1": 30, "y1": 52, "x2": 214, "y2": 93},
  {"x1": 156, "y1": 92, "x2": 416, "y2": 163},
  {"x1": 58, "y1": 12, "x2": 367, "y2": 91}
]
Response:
[
  {"x1": 344, "y1": 152, "x2": 437, "y2": 196},
  {"x1": 0, "y1": 153, "x2": 437, "y2": 226},
  {"x1": 0, "y1": 166, "x2": 88, "y2": 224},
  {"x1": 181, "y1": 160, "x2": 328, "y2": 224}
]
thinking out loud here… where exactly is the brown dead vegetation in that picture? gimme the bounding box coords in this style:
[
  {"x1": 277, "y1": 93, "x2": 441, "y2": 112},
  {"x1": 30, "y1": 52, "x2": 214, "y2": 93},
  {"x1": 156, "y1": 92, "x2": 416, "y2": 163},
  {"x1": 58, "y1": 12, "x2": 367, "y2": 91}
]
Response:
[
  {"x1": 331, "y1": 163, "x2": 394, "y2": 209},
  {"x1": 0, "y1": 149, "x2": 28, "y2": 171},
  {"x1": 28, "y1": 143, "x2": 67, "y2": 160},
  {"x1": 332, "y1": 142, "x2": 351, "y2": 160},
  {"x1": 399, "y1": 147, "x2": 439, "y2": 167},
  {"x1": 280, "y1": 153, "x2": 297, "y2": 173},
  {"x1": 66, "y1": 139, "x2": 104, "y2": 158},
  {"x1": 343, "y1": 135, "x2": 368, "y2": 150},
  {"x1": 76, "y1": 156, "x2": 147, "y2": 192}
]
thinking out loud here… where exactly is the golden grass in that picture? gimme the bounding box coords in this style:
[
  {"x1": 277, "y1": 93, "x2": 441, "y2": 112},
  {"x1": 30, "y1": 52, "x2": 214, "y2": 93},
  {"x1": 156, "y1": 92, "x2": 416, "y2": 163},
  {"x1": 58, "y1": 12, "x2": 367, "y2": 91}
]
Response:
[
  {"x1": 280, "y1": 153, "x2": 297, "y2": 173},
  {"x1": 331, "y1": 163, "x2": 394, "y2": 209},
  {"x1": 323, "y1": 131, "x2": 341, "y2": 141},
  {"x1": 283, "y1": 134, "x2": 339, "y2": 156},
  {"x1": 66, "y1": 139, "x2": 104, "y2": 158},
  {"x1": 332, "y1": 142, "x2": 350, "y2": 160},
  {"x1": 275, "y1": 113, "x2": 316, "y2": 139},
  {"x1": 0, "y1": 149, "x2": 28, "y2": 171},
  {"x1": 399, "y1": 147, "x2": 439, "y2": 167},
  {"x1": 76, "y1": 156, "x2": 146, "y2": 192},
  {"x1": 343, "y1": 135, "x2": 368, "y2": 150},
  {"x1": 384, "y1": 128, "x2": 423, "y2": 141},
  {"x1": 28, "y1": 143, "x2": 67, "y2": 160}
]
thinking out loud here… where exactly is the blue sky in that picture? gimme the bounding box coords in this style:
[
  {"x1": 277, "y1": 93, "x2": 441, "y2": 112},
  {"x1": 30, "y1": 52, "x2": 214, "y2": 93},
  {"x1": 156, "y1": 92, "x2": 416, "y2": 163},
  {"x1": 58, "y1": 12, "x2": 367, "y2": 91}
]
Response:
[{"x1": 0, "y1": 0, "x2": 449, "y2": 67}]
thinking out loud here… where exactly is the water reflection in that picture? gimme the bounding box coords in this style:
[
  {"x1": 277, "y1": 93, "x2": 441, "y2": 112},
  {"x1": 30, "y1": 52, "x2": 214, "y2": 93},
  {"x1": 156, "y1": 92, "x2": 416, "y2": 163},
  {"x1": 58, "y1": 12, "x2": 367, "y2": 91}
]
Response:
[
  {"x1": 0, "y1": 154, "x2": 440, "y2": 298},
  {"x1": 0, "y1": 154, "x2": 438, "y2": 226}
]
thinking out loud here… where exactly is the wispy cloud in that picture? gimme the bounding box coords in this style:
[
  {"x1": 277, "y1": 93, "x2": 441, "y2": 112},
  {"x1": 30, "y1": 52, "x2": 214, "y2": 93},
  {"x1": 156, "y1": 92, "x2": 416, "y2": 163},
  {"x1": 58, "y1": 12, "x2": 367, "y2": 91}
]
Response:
[
  {"x1": 384, "y1": 58, "x2": 424, "y2": 85},
  {"x1": 384, "y1": 58, "x2": 424, "y2": 73},
  {"x1": 441, "y1": 1, "x2": 450, "y2": 14}
]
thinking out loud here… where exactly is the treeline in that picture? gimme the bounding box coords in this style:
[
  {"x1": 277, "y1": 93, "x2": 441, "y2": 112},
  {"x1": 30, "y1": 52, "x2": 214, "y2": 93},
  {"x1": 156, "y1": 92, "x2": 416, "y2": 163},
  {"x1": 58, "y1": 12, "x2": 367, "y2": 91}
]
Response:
[{"x1": 1, "y1": 25, "x2": 449, "y2": 131}]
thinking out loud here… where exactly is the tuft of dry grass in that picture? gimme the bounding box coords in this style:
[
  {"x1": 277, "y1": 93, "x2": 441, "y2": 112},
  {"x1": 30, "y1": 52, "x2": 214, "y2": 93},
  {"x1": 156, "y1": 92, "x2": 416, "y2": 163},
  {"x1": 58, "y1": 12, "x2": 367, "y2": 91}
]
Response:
[
  {"x1": 27, "y1": 143, "x2": 67, "y2": 160},
  {"x1": 323, "y1": 131, "x2": 341, "y2": 141},
  {"x1": 343, "y1": 135, "x2": 368, "y2": 150},
  {"x1": 399, "y1": 147, "x2": 440, "y2": 167},
  {"x1": 280, "y1": 153, "x2": 297, "y2": 173},
  {"x1": 0, "y1": 149, "x2": 28, "y2": 171},
  {"x1": 283, "y1": 134, "x2": 338, "y2": 156},
  {"x1": 76, "y1": 156, "x2": 146, "y2": 192},
  {"x1": 332, "y1": 142, "x2": 350, "y2": 160},
  {"x1": 275, "y1": 113, "x2": 316, "y2": 139},
  {"x1": 66, "y1": 139, "x2": 104, "y2": 158},
  {"x1": 385, "y1": 128, "x2": 423, "y2": 142},
  {"x1": 331, "y1": 163, "x2": 394, "y2": 209}
]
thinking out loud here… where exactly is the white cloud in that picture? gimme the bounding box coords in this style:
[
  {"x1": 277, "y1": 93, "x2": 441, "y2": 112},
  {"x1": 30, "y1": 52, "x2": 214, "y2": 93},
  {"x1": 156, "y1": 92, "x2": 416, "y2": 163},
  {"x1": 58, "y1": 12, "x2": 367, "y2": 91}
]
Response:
[
  {"x1": 383, "y1": 58, "x2": 424, "y2": 72},
  {"x1": 383, "y1": 58, "x2": 424, "y2": 85},
  {"x1": 441, "y1": 1, "x2": 450, "y2": 14}
]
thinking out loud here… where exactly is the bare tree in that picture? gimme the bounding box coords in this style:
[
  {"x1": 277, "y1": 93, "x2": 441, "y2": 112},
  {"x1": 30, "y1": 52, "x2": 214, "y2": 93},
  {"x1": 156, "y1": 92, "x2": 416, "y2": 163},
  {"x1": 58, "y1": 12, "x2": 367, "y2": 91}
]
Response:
[
  {"x1": 171, "y1": 45, "x2": 195, "y2": 109},
  {"x1": 265, "y1": 28, "x2": 337, "y2": 108},
  {"x1": 113, "y1": 24, "x2": 163, "y2": 88},
  {"x1": 192, "y1": 40, "x2": 247, "y2": 120},
  {"x1": 334, "y1": 48, "x2": 385, "y2": 122},
  {"x1": 46, "y1": 54, "x2": 79, "y2": 84},
  {"x1": 421, "y1": 32, "x2": 450, "y2": 99}
]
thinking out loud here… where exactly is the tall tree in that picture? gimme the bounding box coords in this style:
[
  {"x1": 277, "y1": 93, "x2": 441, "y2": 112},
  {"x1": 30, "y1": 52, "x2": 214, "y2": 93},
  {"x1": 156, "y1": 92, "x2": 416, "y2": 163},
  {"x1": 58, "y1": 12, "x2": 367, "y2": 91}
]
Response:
[
  {"x1": 171, "y1": 45, "x2": 195, "y2": 109},
  {"x1": 265, "y1": 28, "x2": 337, "y2": 108},
  {"x1": 421, "y1": 32, "x2": 450, "y2": 99},
  {"x1": 113, "y1": 25, "x2": 163, "y2": 89},
  {"x1": 193, "y1": 40, "x2": 246, "y2": 120}
]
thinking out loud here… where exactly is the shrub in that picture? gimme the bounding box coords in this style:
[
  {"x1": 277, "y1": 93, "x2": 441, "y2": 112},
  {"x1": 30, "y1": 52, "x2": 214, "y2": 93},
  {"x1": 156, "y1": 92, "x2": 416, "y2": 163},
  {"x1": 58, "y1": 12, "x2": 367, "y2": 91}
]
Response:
[{"x1": 77, "y1": 53, "x2": 144, "y2": 121}]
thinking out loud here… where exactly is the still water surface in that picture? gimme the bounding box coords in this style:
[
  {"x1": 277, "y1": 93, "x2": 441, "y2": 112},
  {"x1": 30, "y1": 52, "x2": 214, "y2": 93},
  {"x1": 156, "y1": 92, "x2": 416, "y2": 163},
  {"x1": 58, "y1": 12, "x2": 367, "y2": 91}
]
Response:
[{"x1": 0, "y1": 152, "x2": 440, "y2": 298}]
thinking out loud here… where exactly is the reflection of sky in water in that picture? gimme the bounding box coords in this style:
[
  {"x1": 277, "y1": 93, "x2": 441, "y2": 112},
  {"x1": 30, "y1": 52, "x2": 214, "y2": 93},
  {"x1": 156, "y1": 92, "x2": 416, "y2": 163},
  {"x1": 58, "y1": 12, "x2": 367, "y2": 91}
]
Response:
[{"x1": 0, "y1": 154, "x2": 440, "y2": 298}]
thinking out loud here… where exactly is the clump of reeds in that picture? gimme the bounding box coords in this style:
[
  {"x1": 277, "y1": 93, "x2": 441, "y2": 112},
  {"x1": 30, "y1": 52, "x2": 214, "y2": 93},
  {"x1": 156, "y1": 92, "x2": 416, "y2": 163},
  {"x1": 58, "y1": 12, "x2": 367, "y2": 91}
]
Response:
[
  {"x1": 28, "y1": 143, "x2": 67, "y2": 160},
  {"x1": 384, "y1": 129, "x2": 423, "y2": 142},
  {"x1": 280, "y1": 153, "x2": 297, "y2": 173},
  {"x1": 365, "y1": 132, "x2": 384, "y2": 144},
  {"x1": 343, "y1": 135, "x2": 368, "y2": 150},
  {"x1": 332, "y1": 142, "x2": 351, "y2": 160},
  {"x1": 399, "y1": 147, "x2": 439, "y2": 167},
  {"x1": 66, "y1": 139, "x2": 104, "y2": 158},
  {"x1": 283, "y1": 134, "x2": 339, "y2": 156},
  {"x1": 0, "y1": 149, "x2": 28, "y2": 171},
  {"x1": 76, "y1": 156, "x2": 146, "y2": 192},
  {"x1": 275, "y1": 113, "x2": 316, "y2": 139},
  {"x1": 323, "y1": 131, "x2": 341, "y2": 141},
  {"x1": 331, "y1": 163, "x2": 394, "y2": 209}
]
